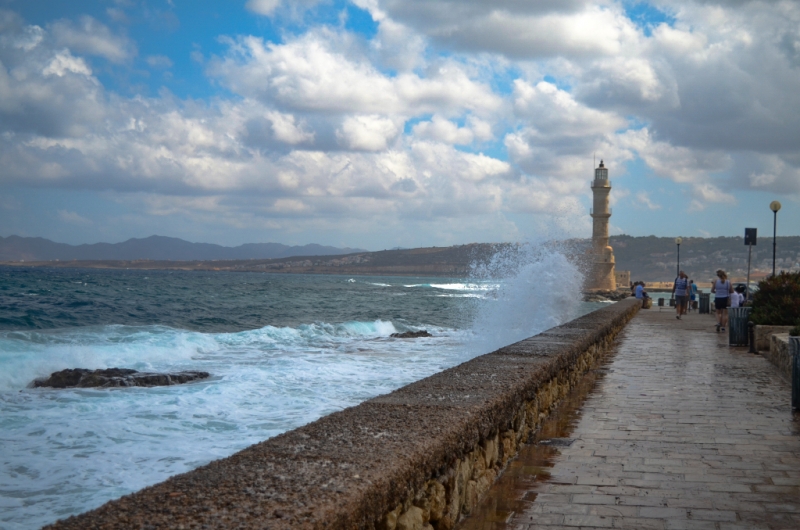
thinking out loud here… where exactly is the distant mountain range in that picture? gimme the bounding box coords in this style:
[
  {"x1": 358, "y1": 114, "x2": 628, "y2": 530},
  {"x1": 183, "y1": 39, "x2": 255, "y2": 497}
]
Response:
[{"x1": 0, "y1": 235, "x2": 367, "y2": 262}]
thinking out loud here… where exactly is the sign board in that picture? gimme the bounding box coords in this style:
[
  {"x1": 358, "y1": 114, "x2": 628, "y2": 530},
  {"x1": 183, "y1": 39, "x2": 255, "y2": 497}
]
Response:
[{"x1": 744, "y1": 228, "x2": 757, "y2": 246}]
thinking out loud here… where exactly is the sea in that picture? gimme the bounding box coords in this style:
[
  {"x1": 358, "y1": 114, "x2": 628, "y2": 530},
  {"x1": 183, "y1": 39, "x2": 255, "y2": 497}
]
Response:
[{"x1": 0, "y1": 246, "x2": 605, "y2": 529}]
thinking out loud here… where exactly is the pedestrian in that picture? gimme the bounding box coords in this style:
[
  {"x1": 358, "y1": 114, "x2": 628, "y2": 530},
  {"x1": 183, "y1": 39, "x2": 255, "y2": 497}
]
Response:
[
  {"x1": 730, "y1": 285, "x2": 745, "y2": 308},
  {"x1": 711, "y1": 269, "x2": 732, "y2": 333},
  {"x1": 672, "y1": 271, "x2": 690, "y2": 319},
  {"x1": 688, "y1": 280, "x2": 697, "y2": 312},
  {"x1": 635, "y1": 281, "x2": 644, "y2": 300}
]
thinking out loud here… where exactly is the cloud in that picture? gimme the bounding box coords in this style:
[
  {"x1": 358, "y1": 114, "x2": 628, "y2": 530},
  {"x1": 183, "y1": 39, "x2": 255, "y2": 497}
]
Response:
[
  {"x1": 411, "y1": 115, "x2": 475, "y2": 145},
  {"x1": 634, "y1": 191, "x2": 661, "y2": 210},
  {"x1": 336, "y1": 115, "x2": 401, "y2": 151},
  {"x1": 146, "y1": 55, "x2": 173, "y2": 69},
  {"x1": 42, "y1": 50, "x2": 93, "y2": 77},
  {"x1": 373, "y1": 1, "x2": 639, "y2": 59},
  {"x1": 245, "y1": 0, "x2": 324, "y2": 18},
  {"x1": 207, "y1": 31, "x2": 502, "y2": 116},
  {"x1": 245, "y1": 0, "x2": 282, "y2": 16},
  {"x1": 3, "y1": 1, "x2": 800, "y2": 247},
  {"x1": 57, "y1": 210, "x2": 92, "y2": 226},
  {"x1": 50, "y1": 16, "x2": 135, "y2": 63}
]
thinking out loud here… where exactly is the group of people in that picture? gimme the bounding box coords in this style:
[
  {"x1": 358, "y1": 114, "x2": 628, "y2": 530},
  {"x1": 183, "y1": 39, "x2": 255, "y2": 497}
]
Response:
[{"x1": 634, "y1": 270, "x2": 747, "y2": 333}]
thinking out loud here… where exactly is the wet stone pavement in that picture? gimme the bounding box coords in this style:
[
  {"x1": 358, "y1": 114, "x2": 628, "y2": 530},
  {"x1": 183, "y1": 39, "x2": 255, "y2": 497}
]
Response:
[{"x1": 459, "y1": 307, "x2": 800, "y2": 530}]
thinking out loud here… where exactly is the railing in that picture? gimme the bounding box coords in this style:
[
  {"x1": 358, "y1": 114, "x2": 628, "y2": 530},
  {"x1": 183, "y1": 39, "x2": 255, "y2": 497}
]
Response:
[
  {"x1": 591, "y1": 179, "x2": 612, "y2": 187},
  {"x1": 590, "y1": 208, "x2": 612, "y2": 215}
]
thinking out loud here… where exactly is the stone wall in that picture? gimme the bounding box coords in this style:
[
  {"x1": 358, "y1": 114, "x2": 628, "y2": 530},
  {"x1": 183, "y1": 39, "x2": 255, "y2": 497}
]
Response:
[
  {"x1": 766, "y1": 333, "x2": 791, "y2": 380},
  {"x1": 45, "y1": 298, "x2": 641, "y2": 530},
  {"x1": 755, "y1": 325, "x2": 794, "y2": 352}
]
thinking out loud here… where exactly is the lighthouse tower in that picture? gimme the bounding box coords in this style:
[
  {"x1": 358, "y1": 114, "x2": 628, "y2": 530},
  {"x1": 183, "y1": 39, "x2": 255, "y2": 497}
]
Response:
[{"x1": 588, "y1": 160, "x2": 617, "y2": 291}]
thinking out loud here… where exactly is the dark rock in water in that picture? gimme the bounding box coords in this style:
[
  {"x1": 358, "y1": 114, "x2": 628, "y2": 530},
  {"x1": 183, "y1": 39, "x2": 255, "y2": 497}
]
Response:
[
  {"x1": 390, "y1": 330, "x2": 432, "y2": 339},
  {"x1": 32, "y1": 368, "x2": 210, "y2": 389}
]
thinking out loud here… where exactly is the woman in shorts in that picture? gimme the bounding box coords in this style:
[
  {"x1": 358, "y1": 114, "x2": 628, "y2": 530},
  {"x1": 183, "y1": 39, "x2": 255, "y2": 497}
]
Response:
[{"x1": 711, "y1": 270, "x2": 732, "y2": 333}]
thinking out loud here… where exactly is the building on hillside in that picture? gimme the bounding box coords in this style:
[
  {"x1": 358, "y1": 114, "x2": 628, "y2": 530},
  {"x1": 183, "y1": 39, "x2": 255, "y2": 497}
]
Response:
[{"x1": 586, "y1": 161, "x2": 629, "y2": 291}]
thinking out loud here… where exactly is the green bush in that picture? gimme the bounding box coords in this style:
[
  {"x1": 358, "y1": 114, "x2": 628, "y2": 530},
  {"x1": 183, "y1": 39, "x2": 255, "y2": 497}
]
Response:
[
  {"x1": 750, "y1": 271, "x2": 800, "y2": 326},
  {"x1": 790, "y1": 323, "x2": 800, "y2": 337}
]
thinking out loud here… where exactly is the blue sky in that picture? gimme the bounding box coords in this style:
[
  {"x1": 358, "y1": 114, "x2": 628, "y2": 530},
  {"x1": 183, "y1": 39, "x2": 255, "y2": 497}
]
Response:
[{"x1": 1, "y1": 0, "x2": 798, "y2": 249}]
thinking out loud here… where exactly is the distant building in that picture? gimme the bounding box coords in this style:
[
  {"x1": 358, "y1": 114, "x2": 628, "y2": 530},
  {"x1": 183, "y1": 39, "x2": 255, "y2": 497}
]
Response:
[
  {"x1": 615, "y1": 270, "x2": 631, "y2": 288},
  {"x1": 586, "y1": 161, "x2": 628, "y2": 290}
]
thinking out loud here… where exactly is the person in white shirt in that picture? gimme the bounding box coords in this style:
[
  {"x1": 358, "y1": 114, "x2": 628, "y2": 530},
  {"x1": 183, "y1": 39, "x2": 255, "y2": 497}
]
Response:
[{"x1": 730, "y1": 288, "x2": 742, "y2": 308}]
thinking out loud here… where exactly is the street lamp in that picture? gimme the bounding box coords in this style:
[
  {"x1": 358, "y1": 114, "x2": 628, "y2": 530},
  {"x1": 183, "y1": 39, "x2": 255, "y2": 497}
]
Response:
[
  {"x1": 675, "y1": 236, "x2": 682, "y2": 279},
  {"x1": 770, "y1": 201, "x2": 781, "y2": 276}
]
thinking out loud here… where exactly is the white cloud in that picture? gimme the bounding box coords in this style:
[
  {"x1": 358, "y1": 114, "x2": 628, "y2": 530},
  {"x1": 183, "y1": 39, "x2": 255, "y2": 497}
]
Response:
[
  {"x1": 50, "y1": 16, "x2": 134, "y2": 63},
  {"x1": 2, "y1": 1, "x2": 800, "y2": 246},
  {"x1": 412, "y1": 115, "x2": 474, "y2": 145},
  {"x1": 336, "y1": 115, "x2": 400, "y2": 151},
  {"x1": 146, "y1": 55, "x2": 173, "y2": 69},
  {"x1": 42, "y1": 50, "x2": 93, "y2": 77},
  {"x1": 635, "y1": 191, "x2": 661, "y2": 210},
  {"x1": 208, "y1": 32, "x2": 502, "y2": 116},
  {"x1": 266, "y1": 111, "x2": 315, "y2": 145},
  {"x1": 245, "y1": 0, "x2": 282, "y2": 16},
  {"x1": 57, "y1": 210, "x2": 92, "y2": 226}
]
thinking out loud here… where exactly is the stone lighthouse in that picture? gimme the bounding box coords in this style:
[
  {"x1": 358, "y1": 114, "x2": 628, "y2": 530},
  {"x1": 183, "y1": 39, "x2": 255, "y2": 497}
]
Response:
[{"x1": 588, "y1": 160, "x2": 617, "y2": 291}]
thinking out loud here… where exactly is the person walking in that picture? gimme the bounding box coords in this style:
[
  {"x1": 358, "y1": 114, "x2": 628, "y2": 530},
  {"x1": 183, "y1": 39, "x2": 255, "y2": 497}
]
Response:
[
  {"x1": 688, "y1": 280, "x2": 697, "y2": 313},
  {"x1": 711, "y1": 269, "x2": 732, "y2": 332},
  {"x1": 672, "y1": 271, "x2": 690, "y2": 319}
]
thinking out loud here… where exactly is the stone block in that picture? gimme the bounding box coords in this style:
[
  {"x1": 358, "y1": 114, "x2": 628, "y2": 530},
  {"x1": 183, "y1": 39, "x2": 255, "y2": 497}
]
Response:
[
  {"x1": 765, "y1": 334, "x2": 791, "y2": 379},
  {"x1": 755, "y1": 325, "x2": 793, "y2": 352}
]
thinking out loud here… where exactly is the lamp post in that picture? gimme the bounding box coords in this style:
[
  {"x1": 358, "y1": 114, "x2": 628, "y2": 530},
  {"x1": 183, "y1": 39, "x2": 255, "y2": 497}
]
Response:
[
  {"x1": 770, "y1": 201, "x2": 781, "y2": 276},
  {"x1": 675, "y1": 236, "x2": 682, "y2": 279}
]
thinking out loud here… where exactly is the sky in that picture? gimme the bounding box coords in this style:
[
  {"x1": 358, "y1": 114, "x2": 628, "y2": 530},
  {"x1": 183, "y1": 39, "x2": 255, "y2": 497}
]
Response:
[{"x1": 0, "y1": 0, "x2": 798, "y2": 249}]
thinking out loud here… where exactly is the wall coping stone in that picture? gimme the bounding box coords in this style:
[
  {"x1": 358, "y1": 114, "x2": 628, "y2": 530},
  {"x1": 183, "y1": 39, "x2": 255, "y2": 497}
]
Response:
[{"x1": 45, "y1": 298, "x2": 641, "y2": 530}]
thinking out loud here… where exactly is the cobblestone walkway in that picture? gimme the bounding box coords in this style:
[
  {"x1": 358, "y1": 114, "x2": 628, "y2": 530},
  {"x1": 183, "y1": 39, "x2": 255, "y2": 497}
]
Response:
[{"x1": 505, "y1": 308, "x2": 800, "y2": 529}]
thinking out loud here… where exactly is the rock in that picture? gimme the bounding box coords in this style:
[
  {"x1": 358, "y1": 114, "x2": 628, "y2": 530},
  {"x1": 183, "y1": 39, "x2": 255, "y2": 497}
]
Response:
[
  {"x1": 32, "y1": 368, "x2": 210, "y2": 389},
  {"x1": 582, "y1": 290, "x2": 631, "y2": 302},
  {"x1": 390, "y1": 330, "x2": 432, "y2": 338}
]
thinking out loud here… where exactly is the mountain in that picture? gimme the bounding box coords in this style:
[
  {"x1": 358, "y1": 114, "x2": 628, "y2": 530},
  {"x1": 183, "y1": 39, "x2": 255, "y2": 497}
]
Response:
[{"x1": 0, "y1": 235, "x2": 367, "y2": 262}]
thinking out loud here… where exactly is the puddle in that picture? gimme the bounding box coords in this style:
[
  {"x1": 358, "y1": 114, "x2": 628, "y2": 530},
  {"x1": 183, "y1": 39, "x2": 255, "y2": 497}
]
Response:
[{"x1": 456, "y1": 358, "x2": 617, "y2": 529}]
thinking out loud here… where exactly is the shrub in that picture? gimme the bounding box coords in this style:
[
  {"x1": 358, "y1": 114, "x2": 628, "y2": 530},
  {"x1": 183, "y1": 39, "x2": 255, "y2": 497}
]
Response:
[
  {"x1": 790, "y1": 323, "x2": 800, "y2": 337},
  {"x1": 750, "y1": 271, "x2": 800, "y2": 326}
]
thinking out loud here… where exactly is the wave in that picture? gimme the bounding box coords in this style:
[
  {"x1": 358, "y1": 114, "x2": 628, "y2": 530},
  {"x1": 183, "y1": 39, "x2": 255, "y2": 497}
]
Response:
[
  {"x1": 404, "y1": 282, "x2": 497, "y2": 291},
  {"x1": 0, "y1": 319, "x2": 445, "y2": 391}
]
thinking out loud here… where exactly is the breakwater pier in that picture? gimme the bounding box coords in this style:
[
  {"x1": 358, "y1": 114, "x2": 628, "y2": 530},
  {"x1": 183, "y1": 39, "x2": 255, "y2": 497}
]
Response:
[{"x1": 43, "y1": 300, "x2": 800, "y2": 529}]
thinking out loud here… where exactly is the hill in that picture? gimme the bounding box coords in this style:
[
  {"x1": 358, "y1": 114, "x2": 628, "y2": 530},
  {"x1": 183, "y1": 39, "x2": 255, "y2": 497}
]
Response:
[
  {"x1": 2, "y1": 236, "x2": 799, "y2": 280},
  {"x1": 0, "y1": 244, "x2": 507, "y2": 277},
  {"x1": 0, "y1": 235, "x2": 366, "y2": 262},
  {"x1": 611, "y1": 235, "x2": 800, "y2": 282}
]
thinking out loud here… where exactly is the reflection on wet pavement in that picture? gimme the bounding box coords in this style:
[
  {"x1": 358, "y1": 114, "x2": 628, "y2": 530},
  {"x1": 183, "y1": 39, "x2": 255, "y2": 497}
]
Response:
[{"x1": 457, "y1": 359, "x2": 616, "y2": 529}]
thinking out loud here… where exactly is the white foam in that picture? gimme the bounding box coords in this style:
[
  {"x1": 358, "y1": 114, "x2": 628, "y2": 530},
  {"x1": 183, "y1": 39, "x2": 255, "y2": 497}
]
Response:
[{"x1": 465, "y1": 241, "x2": 583, "y2": 355}]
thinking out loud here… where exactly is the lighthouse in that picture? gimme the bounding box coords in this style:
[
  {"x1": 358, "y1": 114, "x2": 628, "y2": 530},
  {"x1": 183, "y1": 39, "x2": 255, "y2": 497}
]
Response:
[{"x1": 588, "y1": 160, "x2": 617, "y2": 291}]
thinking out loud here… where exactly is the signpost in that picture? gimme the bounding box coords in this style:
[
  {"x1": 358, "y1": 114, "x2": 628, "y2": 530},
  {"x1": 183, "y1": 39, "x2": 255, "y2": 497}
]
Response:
[{"x1": 745, "y1": 228, "x2": 757, "y2": 301}]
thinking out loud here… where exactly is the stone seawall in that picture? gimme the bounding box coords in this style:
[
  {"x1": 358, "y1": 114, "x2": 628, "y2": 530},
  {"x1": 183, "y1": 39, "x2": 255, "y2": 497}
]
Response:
[
  {"x1": 45, "y1": 298, "x2": 640, "y2": 530},
  {"x1": 767, "y1": 333, "x2": 791, "y2": 380}
]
